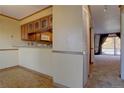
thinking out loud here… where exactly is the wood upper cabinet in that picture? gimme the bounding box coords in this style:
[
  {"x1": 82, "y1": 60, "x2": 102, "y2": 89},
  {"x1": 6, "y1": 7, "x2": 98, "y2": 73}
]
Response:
[
  {"x1": 28, "y1": 33, "x2": 36, "y2": 41},
  {"x1": 28, "y1": 22, "x2": 34, "y2": 33},
  {"x1": 40, "y1": 17, "x2": 49, "y2": 31},
  {"x1": 48, "y1": 15, "x2": 52, "y2": 29},
  {"x1": 21, "y1": 24, "x2": 28, "y2": 40},
  {"x1": 41, "y1": 32, "x2": 52, "y2": 42},
  {"x1": 35, "y1": 33, "x2": 41, "y2": 41},
  {"x1": 21, "y1": 15, "x2": 52, "y2": 43},
  {"x1": 34, "y1": 20, "x2": 40, "y2": 32}
]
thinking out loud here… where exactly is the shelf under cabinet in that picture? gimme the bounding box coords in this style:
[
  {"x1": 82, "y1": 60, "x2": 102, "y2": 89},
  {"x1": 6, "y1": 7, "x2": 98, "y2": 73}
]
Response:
[{"x1": 28, "y1": 28, "x2": 52, "y2": 34}]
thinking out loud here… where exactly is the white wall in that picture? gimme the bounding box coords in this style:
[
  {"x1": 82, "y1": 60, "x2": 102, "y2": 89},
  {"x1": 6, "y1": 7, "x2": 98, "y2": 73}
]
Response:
[
  {"x1": 53, "y1": 5, "x2": 84, "y2": 52},
  {"x1": 52, "y1": 5, "x2": 84, "y2": 88},
  {"x1": 19, "y1": 48, "x2": 53, "y2": 76},
  {"x1": 0, "y1": 50, "x2": 18, "y2": 69},
  {"x1": 0, "y1": 15, "x2": 21, "y2": 49},
  {"x1": 0, "y1": 15, "x2": 21, "y2": 69},
  {"x1": 18, "y1": 47, "x2": 84, "y2": 88},
  {"x1": 52, "y1": 53, "x2": 83, "y2": 88}
]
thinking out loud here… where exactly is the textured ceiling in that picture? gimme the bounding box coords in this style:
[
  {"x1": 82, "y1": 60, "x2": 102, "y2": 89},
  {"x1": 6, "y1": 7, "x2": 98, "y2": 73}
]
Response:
[
  {"x1": 90, "y1": 5, "x2": 120, "y2": 34},
  {"x1": 0, "y1": 5, "x2": 49, "y2": 19}
]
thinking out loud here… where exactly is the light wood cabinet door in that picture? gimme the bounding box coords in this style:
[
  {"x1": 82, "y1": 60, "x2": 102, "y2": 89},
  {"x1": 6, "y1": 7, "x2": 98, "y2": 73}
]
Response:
[
  {"x1": 21, "y1": 24, "x2": 28, "y2": 40},
  {"x1": 41, "y1": 32, "x2": 52, "y2": 42},
  {"x1": 48, "y1": 15, "x2": 52, "y2": 29},
  {"x1": 28, "y1": 22, "x2": 34, "y2": 33},
  {"x1": 35, "y1": 33, "x2": 41, "y2": 41},
  {"x1": 40, "y1": 17, "x2": 49, "y2": 31},
  {"x1": 21, "y1": 25, "x2": 25, "y2": 40},
  {"x1": 28, "y1": 33, "x2": 36, "y2": 41},
  {"x1": 34, "y1": 20, "x2": 40, "y2": 32}
]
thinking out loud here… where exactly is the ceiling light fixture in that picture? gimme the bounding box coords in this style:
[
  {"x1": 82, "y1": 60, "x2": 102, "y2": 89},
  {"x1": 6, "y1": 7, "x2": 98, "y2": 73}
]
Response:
[{"x1": 104, "y1": 5, "x2": 107, "y2": 12}]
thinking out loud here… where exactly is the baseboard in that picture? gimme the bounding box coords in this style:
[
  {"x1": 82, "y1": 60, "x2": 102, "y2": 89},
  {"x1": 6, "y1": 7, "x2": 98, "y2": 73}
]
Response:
[{"x1": 53, "y1": 82, "x2": 69, "y2": 88}]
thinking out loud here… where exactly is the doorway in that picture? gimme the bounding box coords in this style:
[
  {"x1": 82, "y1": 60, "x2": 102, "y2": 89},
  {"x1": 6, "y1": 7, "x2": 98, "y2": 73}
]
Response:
[{"x1": 86, "y1": 5, "x2": 121, "y2": 88}]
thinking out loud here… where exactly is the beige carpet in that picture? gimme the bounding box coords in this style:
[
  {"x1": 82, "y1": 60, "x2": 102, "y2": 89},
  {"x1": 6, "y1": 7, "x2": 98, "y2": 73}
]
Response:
[
  {"x1": 86, "y1": 55, "x2": 124, "y2": 88},
  {"x1": 0, "y1": 66, "x2": 53, "y2": 88}
]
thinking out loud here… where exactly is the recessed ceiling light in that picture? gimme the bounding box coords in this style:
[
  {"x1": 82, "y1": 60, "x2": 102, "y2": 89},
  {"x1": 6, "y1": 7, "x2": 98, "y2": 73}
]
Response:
[{"x1": 104, "y1": 5, "x2": 107, "y2": 12}]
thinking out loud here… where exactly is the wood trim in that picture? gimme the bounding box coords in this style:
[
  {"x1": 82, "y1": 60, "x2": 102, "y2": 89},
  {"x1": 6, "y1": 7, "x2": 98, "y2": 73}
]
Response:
[
  {"x1": 0, "y1": 49, "x2": 18, "y2": 51},
  {"x1": 0, "y1": 13, "x2": 19, "y2": 21},
  {"x1": 19, "y1": 5, "x2": 52, "y2": 21}
]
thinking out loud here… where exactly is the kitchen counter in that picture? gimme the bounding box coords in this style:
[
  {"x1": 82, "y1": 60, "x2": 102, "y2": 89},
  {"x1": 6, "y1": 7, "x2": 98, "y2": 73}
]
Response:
[{"x1": 13, "y1": 45, "x2": 52, "y2": 49}]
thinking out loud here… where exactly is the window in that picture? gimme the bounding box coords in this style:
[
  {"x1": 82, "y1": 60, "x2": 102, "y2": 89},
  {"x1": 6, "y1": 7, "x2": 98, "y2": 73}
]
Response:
[{"x1": 102, "y1": 34, "x2": 120, "y2": 55}]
